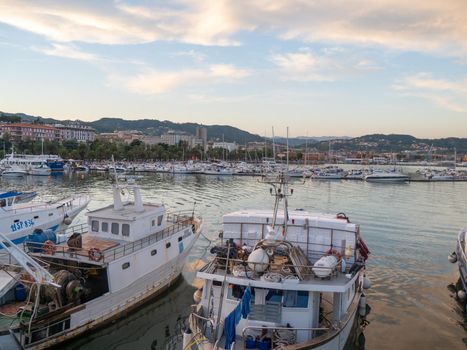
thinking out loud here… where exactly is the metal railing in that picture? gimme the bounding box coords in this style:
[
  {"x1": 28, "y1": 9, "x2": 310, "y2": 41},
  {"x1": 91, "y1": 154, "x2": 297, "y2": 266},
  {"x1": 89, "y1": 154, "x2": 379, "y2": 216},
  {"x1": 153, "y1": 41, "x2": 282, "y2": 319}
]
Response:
[
  {"x1": 241, "y1": 325, "x2": 332, "y2": 347},
  {"x1": 202, "y1": 253, "x2": 348, "y2": 281},
  {"x1": 23, "y1": 214, "x2": 199, "y2": 264}
]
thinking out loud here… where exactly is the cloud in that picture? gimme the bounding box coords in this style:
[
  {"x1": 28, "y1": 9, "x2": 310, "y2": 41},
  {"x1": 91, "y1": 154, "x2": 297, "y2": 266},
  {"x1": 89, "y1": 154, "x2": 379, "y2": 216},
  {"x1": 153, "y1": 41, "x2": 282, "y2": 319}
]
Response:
[
  {"x1": 394, "y1": 73, "x2": 467, "y2": 112},
  {"x1": 171, "y1": 50, "x2": 207, "y2": 62},
  {"x1": 112, "y1": 64, "x2": 250, "y2": 94},
  {"x1": 271, "y1": 48, "x2": 381, "y2": 81},
  {"x1": 33, "y1": 43, "x2": 98, "y2": 61},
  {"x1": 0, "y1": 0, "x2": 466, "y2": 56}
]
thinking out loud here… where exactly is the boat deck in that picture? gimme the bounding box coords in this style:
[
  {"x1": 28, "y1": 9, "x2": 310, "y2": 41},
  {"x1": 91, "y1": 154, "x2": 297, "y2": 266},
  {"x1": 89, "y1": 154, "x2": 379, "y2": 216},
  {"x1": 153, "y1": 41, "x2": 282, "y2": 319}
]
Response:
[{"x1": 198, "y1": 261, "x2": 360, "y2": 293}]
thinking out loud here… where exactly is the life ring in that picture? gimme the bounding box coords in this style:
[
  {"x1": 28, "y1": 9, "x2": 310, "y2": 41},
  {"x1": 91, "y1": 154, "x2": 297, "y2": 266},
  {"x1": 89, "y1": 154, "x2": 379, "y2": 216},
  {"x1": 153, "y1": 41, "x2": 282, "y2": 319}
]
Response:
[
  {"x1": 43, "y1": 240, "x2": 56, "y2": 255},
  {"x1": 336, "y1": 213, "x2": 350, "y2": 223},
  {"x1": 88, "y1": 247, "x2": 103, "y2": 262},
  {"x1": 325, "y1": 248, "x2": 342, "y2": 259}
]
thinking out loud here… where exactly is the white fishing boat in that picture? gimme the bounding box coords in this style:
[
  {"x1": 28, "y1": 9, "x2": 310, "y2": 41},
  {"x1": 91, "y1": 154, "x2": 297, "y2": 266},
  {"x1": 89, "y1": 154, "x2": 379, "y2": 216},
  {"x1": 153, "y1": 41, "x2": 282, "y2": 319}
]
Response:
[
  {"x1": 184, "y1": 173, "x2": 371, "y2": 350},
  {"x1": 0, "y1": 190, "x2": 37, "y2": 206},
  {"x1": 364, "y1": 169, "x2": 409, "y2": 183},
  {"x1": 0, "y1": 179, "x2": 202, "y2": 349},
  {"x1": 449, "y1": 229, "x2": 467, "y2": 299},
  {"x1": 0, "y1": 194, "x2": 90, "y2": 245}
]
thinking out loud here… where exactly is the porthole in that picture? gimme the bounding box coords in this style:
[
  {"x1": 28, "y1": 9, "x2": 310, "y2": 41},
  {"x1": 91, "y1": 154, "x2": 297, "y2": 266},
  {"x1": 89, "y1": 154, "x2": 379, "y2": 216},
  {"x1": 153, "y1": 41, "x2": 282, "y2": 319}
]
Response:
[
  {"x1": 166, "y1": 242, "x2": 171, "y2": 248},
  {"x1": 122, "y1": 262, "x2": 130, "y2": 270},
  {"x1": 178, "y1": 236, "x2": 183, "y2": 242},
  {"x1": 151, "y1": 249, "x2": 157, "y2": 256}
]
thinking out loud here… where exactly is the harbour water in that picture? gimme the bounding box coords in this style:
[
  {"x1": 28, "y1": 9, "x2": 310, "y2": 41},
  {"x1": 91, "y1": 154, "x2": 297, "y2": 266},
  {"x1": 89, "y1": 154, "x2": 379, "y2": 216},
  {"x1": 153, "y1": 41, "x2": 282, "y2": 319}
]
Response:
[{"x1": 1, "y1": 170, "x2": 466, "y2": 349}]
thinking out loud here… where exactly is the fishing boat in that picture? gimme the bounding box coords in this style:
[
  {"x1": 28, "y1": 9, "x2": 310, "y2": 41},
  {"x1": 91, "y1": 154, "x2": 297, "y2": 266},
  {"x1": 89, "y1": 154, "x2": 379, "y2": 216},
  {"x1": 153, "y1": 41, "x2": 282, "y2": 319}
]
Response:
[
  {"x1": 184, "y1": 172, "x2": 371, "y2": 350},
  {"x1": 0, "y1": 178, "x2": 202, "y2": 349},
  {"x1": 0, "y1": 193, "x2": 90, "y2": 245},
  {"x1": 449, "y1": 228, "x2": 467, "y2": 300}
]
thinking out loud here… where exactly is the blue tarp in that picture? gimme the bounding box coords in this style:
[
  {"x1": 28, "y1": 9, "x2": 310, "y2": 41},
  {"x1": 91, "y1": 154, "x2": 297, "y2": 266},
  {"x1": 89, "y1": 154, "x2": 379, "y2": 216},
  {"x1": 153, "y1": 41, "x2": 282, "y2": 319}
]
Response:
[{"x1": 224, "y1": 287, "x2": 251, "y2": 349}]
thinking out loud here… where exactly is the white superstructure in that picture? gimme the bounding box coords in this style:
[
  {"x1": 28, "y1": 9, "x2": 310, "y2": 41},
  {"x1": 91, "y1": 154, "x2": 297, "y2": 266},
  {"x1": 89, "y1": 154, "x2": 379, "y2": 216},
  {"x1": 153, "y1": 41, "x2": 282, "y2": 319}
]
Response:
[
  {"x1": 0, "y1": 180, "x2": 202, "y2": 349},
  {"x1": 186, "y1": 174, "x2": 370, "y2": 350}
]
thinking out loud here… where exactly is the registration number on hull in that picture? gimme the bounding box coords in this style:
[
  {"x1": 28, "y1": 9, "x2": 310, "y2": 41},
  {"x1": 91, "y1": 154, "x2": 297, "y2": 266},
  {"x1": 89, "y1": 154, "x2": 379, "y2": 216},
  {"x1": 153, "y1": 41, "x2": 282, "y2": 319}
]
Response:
[{"x1": 11, "y1": 219, "x2": 35, "y2": 232}]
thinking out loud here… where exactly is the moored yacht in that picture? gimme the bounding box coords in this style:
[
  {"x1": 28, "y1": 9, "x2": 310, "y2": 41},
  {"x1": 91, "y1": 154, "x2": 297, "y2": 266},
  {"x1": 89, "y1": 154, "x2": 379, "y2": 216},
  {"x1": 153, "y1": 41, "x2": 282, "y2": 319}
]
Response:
[
  {"x1": 364, "y1": 169, "x2": 409, "y2": 183},
  {"x1": 0, "y1": 179, "x2": 202, "y2": 348},
  {"x1": 184, "y1": 173, "x2": 371, "y2": 350}
]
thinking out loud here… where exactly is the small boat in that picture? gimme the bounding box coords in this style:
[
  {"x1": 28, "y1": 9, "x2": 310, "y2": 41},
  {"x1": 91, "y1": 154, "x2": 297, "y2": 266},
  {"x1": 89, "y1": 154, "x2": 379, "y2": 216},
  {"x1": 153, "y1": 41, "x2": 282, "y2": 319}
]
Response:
[
  {"x1": 1, "y1": 166, "x2": 28, "y2": 177},
  {"x1": 28, "y1": 162, "x2": 52, "y2": 176},
  {"x1": 0, "y1": 190, "x2": 37, "y2": 206},
  {"x1": 364, "y1": 169, "x2": 409, "y2": 183},
  {"x1": 185, "y1": 172, "x2": 371, "y2": 350}
]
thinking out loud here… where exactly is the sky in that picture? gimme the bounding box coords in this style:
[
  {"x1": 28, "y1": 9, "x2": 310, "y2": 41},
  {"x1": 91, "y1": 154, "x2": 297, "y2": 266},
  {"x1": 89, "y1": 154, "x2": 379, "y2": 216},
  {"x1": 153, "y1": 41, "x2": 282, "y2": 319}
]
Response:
[{"x1": 0, "y1": 0, "x2": 466, "y2": 138}]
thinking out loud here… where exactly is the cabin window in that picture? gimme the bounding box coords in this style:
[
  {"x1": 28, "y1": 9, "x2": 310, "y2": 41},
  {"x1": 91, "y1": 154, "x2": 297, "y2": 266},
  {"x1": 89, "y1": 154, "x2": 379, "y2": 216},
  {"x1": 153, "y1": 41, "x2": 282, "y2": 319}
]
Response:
[
  {"x1": 34, "y1": 215, "x2": 39, "y2": 219},
  {"x1": 48, "y1": 213, "x2": 53, "y2": 216},
  {"x1": 178, "y1": 236, "x2": 183, "y2": 242},
  {"x1": 151, "y1": 249, "x2": 157, "y2": 256},
  {"x1": 0, "y1": 199, "x2": 6, "y2": 207},
  {"x1": 265, "y1": 289, "x2": 283, "y2": 304},
  {"x1": 111, "y1": 223, "x2": 119, "y2": 235},
  {"x1": 122, "y1": 224, "x2": 130, "y2": 237},
  {"x1": 91, "y1": 220, "x2": 99, "y2": 232},
  {"x1": 7, "y1": 198, "x2": 13, "y2": 206},
  {"x1": 166, "y1": 242, "x2": 171, "y2": 248},
  {"x1": 102, "y1": 222, "x2": 108, "y2": 232},
  {"x1": 157, "y1": 215, "x2": 163, "y2": 226},
  {"x1": 122, "y1": 262, "x2": 130, "y2": 270},
  {"x1": 283, "y1": 291, "x2": 309, "y2": 308}
]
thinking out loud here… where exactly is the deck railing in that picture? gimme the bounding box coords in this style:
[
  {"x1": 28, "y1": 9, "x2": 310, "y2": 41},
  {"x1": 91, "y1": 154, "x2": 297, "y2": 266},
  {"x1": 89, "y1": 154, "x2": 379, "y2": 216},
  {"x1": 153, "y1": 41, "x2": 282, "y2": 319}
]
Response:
[
  {"x1": 200, "y1": 252, "x2": 353, "y2": 281},
  {"x1": 241, "y1": 325, "x2": 332, "y2": 347},
  {"x1": 23, "y1": 213, "x2": 200, "y2": 264}
]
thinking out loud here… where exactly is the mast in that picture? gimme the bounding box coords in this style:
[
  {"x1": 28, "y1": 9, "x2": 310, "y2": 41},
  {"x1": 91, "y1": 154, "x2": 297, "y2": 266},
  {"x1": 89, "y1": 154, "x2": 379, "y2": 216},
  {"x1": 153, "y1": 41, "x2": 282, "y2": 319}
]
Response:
[{"x1": 272, "y1": 126, "x2": 276, "y2": 161}]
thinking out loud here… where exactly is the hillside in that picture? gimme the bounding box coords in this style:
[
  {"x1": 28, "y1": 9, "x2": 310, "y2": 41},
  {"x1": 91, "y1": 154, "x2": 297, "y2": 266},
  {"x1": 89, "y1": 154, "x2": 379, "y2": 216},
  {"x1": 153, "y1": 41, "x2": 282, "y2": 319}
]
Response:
[
  {"x1": 0, "y1": 112, "x2": 264, "y2": 143},
  {"x1": 314, "y1": 134, "x2": 467, "y2": 153}
]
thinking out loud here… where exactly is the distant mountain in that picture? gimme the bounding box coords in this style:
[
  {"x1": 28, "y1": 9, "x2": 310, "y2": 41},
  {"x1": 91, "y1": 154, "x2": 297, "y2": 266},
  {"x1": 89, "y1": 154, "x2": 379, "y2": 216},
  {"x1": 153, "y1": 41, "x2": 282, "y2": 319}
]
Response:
[
  {"x1": 0, "y1": 112, "x2": 264, "y2": 143},
  {"x1": 273, "y1": 136, "x2": 351, "y2": 147},
  {"x1": 314, "y1": 134, "x2": 467, "y2": 153}
]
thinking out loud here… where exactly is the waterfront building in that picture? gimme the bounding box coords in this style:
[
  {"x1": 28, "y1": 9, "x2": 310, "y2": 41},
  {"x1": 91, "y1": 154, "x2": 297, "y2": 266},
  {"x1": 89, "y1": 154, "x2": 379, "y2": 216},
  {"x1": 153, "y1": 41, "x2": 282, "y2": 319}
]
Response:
[
  {"x1": 212, "y1": 141, "x2": 238, "y2": 152},
  {"x1": 55, "y1": 123, "x2": 96, "y2": 142},
  {"x1": 0, "y1": 123, "x2": 61, "y2": 142}
]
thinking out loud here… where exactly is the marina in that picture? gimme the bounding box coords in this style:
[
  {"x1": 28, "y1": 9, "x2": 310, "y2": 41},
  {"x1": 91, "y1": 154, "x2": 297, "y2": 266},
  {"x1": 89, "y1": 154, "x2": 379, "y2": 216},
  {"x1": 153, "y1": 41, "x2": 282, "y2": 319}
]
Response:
[{"x1": 0, "y1": 172, "x2": 464, "y2": 349}]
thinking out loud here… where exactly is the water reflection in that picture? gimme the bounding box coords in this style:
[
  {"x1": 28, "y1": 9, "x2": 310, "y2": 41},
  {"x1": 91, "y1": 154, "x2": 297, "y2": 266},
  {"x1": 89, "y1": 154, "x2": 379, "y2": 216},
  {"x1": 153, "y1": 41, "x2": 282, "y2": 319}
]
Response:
[{"x1": 62, "y1": 277, "x2": 196, "y2": 350}]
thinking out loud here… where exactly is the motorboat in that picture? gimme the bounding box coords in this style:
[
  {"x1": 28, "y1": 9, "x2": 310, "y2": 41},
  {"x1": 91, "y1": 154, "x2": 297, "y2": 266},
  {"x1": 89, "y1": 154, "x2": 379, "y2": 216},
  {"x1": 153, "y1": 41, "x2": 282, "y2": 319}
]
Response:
[
  {"x1": 0, "y1": 190, "x2": 37, "y2": 206},
  {"x1": 0, "y1": 193, "x2": 90, "y2": 244},
  {"x1": 364, "y1": 169, "x2": 409, "y2": 183},
  {"x1": 0, "y1": 179, "x2": 202, "y2": 348},
  {"x1": 1, "y1": 166, "x2": 28, "y2": 177},
  {"x1": 184, "y1": 172, "x2": 371, "y2": 350},
  {"x1": 28, "y1": 162, "x2": 52, "y2": 176}
]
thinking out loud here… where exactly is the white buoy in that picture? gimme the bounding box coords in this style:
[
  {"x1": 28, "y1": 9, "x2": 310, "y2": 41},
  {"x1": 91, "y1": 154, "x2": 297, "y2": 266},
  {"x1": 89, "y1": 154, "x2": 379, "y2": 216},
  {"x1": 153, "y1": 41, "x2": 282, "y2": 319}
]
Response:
[
  {"x1": 247, "y1": 248, "x2": 269, "y2": 273},
  {"x1": 363, "y1": 275, "x2": 371, "y2": 289},
  {"x1": 63, "y1": 217, "x2": 72, "y2": 225},
  {"x1": 193, "y1": 288, "x2": 202, "y2": 303},
  {"x1": 448, "y1": 252, "x2": 457, "y2": 264},
  {"x1": 359, "y1": 294, "x2": 367, "y2": 317},
  {"x1": 457, "y1": 290, "x2": 466, "y2": 301}
]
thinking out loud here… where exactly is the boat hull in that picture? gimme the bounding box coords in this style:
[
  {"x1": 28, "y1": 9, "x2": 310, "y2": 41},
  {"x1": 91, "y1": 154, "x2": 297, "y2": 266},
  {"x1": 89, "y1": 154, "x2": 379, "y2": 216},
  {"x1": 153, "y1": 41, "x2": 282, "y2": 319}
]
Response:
[{"x1": 16, "y1": 230, "x2": 200, "y2": 349}]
